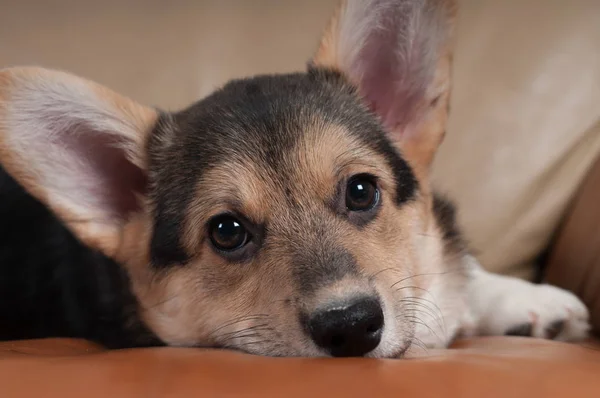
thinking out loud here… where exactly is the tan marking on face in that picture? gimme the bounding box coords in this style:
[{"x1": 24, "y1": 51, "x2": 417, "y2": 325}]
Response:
[
  {"x1": 181, "y1": 159, "x2": 272, "y2": 255},
  {"x1": 292, "y1": 122, "x2": 448, "y2": 355},
  {"x1": 295, "y1": 122, "x2": 399, "y2": 202}
]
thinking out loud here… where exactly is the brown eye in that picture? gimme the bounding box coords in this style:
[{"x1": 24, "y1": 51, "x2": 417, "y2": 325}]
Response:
[
  {"x1": 346, "y1": 175, "x2": 379, "y2": 211},
  {"x1": 209, "y1": 215, "x2": 249, "y2": 251}
]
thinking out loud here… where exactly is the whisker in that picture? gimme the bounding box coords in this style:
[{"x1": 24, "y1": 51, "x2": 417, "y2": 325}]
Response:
[
  {"x1": 221, "y1": 332, "x2": 264, "y2": 343},
  {"x1": 393, "y1": 279, "x2": 449, "y2": 338},
  {"x1": 394, "y1": 285, "x2": 442, "y2": 308},
  {"x1": 208, "y1": 314, "x2": 270, "y2": 338},
  {"x1": 410, "y1": 336, "x2": 429, "y2": 353},
  {"x1": 400, "y1": 301, "x2": 445, "y2": 333},
  {"x1": 389, "y1": 270, "x2": 458, "y2": 290},
  {"x1": 403, "y1": 315, "x2": 444, "y2": 343},
  {"x1": 369, "y1": 267, "x2": 401, "y2": 280},
  {"x1": 401, "y1": 300, "x2": 441, "y2": 319},
  {"x1": 399, "y1": 295, "x2": 445, "y2": 316},
  {"x1": 218, "y1": 323, "x2": 272, "y2": 339},
  {"x1": 233, "y1": 339, "x2": 272, "y2": 348}
]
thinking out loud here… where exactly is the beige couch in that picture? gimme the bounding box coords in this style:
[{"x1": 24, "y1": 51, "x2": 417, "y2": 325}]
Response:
[{"x1": 2, "y1": 0, "x2": 598, "y2": 280}]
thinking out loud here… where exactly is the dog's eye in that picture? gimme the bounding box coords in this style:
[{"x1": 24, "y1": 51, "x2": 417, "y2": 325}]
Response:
[
  {"x1": 209, "y1": 215, "x2": 249, "y2": 251},
  {"x1": 346, "y1": 175, "x2": 379, "y2": 211}
]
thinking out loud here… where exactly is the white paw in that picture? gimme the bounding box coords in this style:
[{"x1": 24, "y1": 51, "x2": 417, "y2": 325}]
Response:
[{"x1": 472, "y1": 276, "x2": 590, "y2": 342}]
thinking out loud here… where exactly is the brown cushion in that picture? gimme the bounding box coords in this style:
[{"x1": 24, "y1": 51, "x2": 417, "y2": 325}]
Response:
[
  {"x1": 1, "y1": 338, "x2": 599, "y2": 397},
  {"x1": 546, "y1": 153, "x2": 600, "y2": 332}
]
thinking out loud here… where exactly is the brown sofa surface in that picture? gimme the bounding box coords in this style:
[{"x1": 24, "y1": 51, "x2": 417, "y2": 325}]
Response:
[
  {"x1": 546, "y1": 153, "x2": 600, "y2": 331},
  {"x1": 1, "y1": 338, "x2": 599, "y2": 398}
]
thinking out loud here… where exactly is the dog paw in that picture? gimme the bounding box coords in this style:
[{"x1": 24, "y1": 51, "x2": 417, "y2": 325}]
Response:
[{"x1": 476, "y1": 280, "x2": 590, "y2": 342}]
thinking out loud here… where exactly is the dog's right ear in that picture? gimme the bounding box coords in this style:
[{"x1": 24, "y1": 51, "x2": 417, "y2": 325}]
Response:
[
  {"x1": 312, "y1": 0, "x2": 456, "y2": 174},
  {"x1": 0, "y1": 67, "x2": 158, "y2": 257}
]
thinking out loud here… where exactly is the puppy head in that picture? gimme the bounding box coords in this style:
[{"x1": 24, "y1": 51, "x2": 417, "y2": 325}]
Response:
[{"x1": 0, "y1": 0, "x2": 458, "y2": 357}]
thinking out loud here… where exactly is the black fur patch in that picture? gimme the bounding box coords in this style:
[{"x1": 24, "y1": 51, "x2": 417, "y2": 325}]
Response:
[
  {"x1": 504, "y1": 323, "x2": 533, "y2": 337},
  {"x1": 432, "y1": 193, "x2": 467, "y2": 256},
  {"x1": 0, "y1": 165, "x2": 161, "y2": 348}
]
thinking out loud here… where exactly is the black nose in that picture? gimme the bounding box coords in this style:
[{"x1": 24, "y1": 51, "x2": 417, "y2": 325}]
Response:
[{"x1": 307, "y1": 297, "x2": 384, "y2": 357}]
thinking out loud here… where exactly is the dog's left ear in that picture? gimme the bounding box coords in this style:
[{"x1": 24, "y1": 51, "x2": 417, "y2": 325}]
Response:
[
  {"x1": 0, "y1": 67, "x2": 157, "y2": 257},
  {"x1": 312, "y1": 0, "x2": 456, "y2": 172}
]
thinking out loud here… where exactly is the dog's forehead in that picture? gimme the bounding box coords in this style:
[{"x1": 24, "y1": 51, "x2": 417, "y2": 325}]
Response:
[
  {"x1": 159, "y1": 69, "x2": 411, "y2": 182},
  {"x1": 173, "y1": 69, "x2": 379, "y2": 163}
]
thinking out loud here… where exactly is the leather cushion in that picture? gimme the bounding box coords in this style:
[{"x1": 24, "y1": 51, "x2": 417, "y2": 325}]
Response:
[
  {"x1": 1, "y1": 338, "x2": 599, "y2": 397},
  {"x1": 546, "y1": 154, "x2": 600, "y2": 331}
]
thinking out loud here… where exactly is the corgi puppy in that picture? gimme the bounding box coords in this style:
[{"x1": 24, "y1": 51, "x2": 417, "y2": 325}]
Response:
[{"x1": 0, "y1": 0, "x2": 590, "y2": 357}]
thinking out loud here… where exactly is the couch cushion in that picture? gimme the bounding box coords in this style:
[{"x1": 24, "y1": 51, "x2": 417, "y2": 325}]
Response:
[
  {"x1": 546, "y1": 154, "x2": 600, "y2": 331},
  {"x1": 432, "y1": 0, "x2": 600, "y2": 279},
  {"x1": 1, "y1": 338, "x2": 599, "y2": 397}
]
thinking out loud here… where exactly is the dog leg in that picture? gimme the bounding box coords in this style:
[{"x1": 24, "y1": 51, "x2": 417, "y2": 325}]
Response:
[{"x1": 460, "y1": 255, "x2": 590, "y2": 341}]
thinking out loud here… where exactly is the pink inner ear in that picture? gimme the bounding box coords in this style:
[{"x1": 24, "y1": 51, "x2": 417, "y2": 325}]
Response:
[
  {"x1": 343, "y1": 1, "x2": 441, "y2": 135},
  {"x1": 354, "y1": 29, "x2": 428, "y2": 134},
  {"x1": 55, "y1": 124, "x2": 146, "y2": 221}
]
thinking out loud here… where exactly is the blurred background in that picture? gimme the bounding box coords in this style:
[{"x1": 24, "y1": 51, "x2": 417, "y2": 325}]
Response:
[{"x1": 1, "y1": 0, "x2": 599, "y2": 280}]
